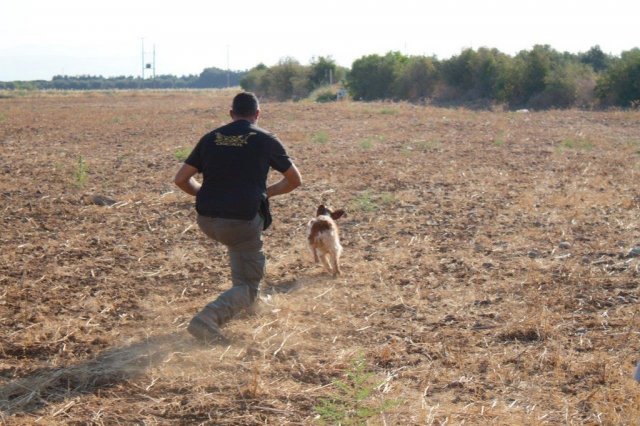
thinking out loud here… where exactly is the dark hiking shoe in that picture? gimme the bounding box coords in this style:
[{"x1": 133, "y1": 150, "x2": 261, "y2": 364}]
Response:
[{"x1": 187, "y1": 316, "x2": 229, "y2": 345}]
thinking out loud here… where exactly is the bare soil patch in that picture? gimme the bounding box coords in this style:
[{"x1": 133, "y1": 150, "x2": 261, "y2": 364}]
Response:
[{"x1": 1, "y1": 90, "x2": 639, "y2": 424}]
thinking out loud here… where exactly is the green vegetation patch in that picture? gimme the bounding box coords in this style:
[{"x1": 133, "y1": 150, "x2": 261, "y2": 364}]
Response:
[
  {"x1": 314, "y1": 354, "x2": 399, "y2": 425},
  {"x1": 557, "y1": 137, "x2": 594, "y2": 151},
  {"x1": 310, "y1": 131, "x2": 329, "y2": 144},
  {"x1": 627, "y1": 139, "x2": 640, "y2": 154},
  {"x1": 359, "y1": 135, "x2": 384, "y2": 150},
  {"x1": 350, "y1": 190, "x2": 397, "y2": 212},
  {"x1": 414, "y1": 139, "x2": 441, "y2": 152},
  {"x1": 379, "y1": 107, "x2": 398, "y2": 115},
  {"x1": 493, "y1": 132, "x2": 506, "y2": 146},
  {"x1": 315, "y1": 90, "x2": 337, "y2": 103},
  {"x1": 73, "y1": 156, "x2": 89, "y2": 188},
  {"x1": 174, "y1": 147, "x2": 191, "y2": 162}
]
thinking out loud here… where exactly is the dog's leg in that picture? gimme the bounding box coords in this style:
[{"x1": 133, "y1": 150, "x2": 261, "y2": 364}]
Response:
[
  {"x1": 330, "y1": 252, "x2": 341, "y2": 276},
  {"x1": 320, "y1": 253, "x2": 332, "y2": 274},
  {"x1": 308, "y1": 243, "x2": 320, "y2": 263}
]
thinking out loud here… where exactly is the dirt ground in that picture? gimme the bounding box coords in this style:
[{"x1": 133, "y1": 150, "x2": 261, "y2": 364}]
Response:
[{"x1": 1, "y1": 90, "x2": 639, "y2": 425}]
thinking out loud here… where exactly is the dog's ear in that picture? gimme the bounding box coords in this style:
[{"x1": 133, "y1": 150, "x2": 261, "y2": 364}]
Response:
[
  {"x1": 317, "y1": 204, "x2": 329, "y2": 216},
  {"x1": 330, "y1": 209, "x2": 346, "y2": 220}
]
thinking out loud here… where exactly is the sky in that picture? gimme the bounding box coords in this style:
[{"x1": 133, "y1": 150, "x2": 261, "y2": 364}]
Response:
[{"x1": 1, "y1": 0, "x2": 638, "y2": 81}]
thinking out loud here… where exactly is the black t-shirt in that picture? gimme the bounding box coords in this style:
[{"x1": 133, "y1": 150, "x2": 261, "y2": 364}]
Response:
[{"x1": 185, "y1": 119, "x2": 292, "y2": 220}]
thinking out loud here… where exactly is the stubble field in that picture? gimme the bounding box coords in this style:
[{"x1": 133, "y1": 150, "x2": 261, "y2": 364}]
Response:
[{"x1": 1, "y1": 89, "x2": 639, "y2": 425}]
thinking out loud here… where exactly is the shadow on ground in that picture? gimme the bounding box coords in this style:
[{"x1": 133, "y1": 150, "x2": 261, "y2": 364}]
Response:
[
  {"x1": 262, "y1": 274, "x2": 336, "y2": 297},
  {"x1": 0, "y1": 331, "x2": 207, "y2": 416},
  {"x1": 1, "y1": 276, "x2": 336, "y2": 417}
]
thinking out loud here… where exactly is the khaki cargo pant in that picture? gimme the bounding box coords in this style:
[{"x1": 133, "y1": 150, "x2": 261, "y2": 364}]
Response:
[{"x1": 194, "y1": 214, "x2": 265, "y2": 326}]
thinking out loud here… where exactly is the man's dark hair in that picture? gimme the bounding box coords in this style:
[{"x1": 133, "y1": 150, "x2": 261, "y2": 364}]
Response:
[{"x1": 232, "y1": 92, "x2": 259, "y2": 117}]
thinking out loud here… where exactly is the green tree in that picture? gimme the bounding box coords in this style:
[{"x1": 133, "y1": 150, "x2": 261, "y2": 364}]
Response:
[
  {"x1": 438, "y1": 48, "x2": 509, "y2": 102},
  {"x1": 308, "y1": 56, "x2": 339, "y2": 89},
  {"x1": 596, "y1": 48, "x2": 640, "y2": 107},
  {"x1": 441, "y1": 48, "x2": 476, "y2": 94},
  {"x1": 470, "y1": 47, "x2": 510, "y2": 99},
  {"x1": 259, "y1": 58, "x2": 309, "y2": 101},
  {"x1": 347, "y1": 51, "x2": 407, "y2": 100},
  {"x1": 528, "y1": 62, "x2": 580, "y2": 109},
  {"x1": 240, "y1": 63, "x2": 268, "y2": 93},
  {"x1": 503, "y1": 45, "x2": 559, "y2": 108},
  {"x1": 580, "y1": 45, "x2": 611, "y2": 73},
  {"x1": 393, "y1": 56, "x2": 438, "y2": 101},
  {"x1": 520, "y1": 45, "x2": 553, "y2": 102},
  {"x1": 193, "y1": 67, "x2": 243, "y2": 88}
]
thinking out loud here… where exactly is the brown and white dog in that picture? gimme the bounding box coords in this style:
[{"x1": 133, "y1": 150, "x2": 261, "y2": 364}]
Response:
[{"x1": 307, "y1": 205, "x2": 346, "y2": 276}]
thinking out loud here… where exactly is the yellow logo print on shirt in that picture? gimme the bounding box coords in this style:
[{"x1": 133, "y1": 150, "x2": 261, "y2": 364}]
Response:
[{"x1": 215, "y1": 132, "x2": 256, "y2": 147}]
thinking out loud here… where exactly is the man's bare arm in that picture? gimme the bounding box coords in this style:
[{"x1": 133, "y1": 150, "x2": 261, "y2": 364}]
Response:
[
  {"x1": 267, "y1": 164, "x2": 302, "y2": 198},
  {"x1": 174, "y1": 163, "x2": 201, "y2": 196}
]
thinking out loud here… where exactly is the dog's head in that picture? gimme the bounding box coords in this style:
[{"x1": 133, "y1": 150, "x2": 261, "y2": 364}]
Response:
[{"x1": 316, "y1": 204, "x2": 346, "y2": 221}]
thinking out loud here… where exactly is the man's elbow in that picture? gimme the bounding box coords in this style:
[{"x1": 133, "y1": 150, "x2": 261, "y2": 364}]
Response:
[
  {"x1": 286, "y1": 165, "x2": 302, "y2": 190},
  {"x1": 174, "y1": 175, "x2": 193, "y2": 193},
  {"x1": 290, "y1": 175, "x2": 302, "y2": 190}
]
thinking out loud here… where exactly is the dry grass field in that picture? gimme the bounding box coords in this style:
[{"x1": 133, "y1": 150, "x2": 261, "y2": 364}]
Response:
[{"x1": 1, "y1": 89, "x2": 639, "y2": 425}]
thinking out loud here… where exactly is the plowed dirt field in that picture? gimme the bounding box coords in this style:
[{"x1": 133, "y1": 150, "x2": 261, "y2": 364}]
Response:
[{"x1": 1, "y1": 90, "x2": 639, "y2": 424}]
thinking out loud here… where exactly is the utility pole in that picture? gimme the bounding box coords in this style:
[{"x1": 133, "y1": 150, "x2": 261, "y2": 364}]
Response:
[
  {"x1": 140, "y1": 39, "x2": 156, "y2": 81},
  {"x1": 226, "y1": 45, "x2": 230, "y2": 87},
  {"x1": 153, "y1": 44, "x2": 156, "y2": 79}
]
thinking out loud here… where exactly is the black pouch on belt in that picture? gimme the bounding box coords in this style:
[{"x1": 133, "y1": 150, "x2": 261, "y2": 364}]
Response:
[{"x1": 259, "y1": 197, "x2": 272, "y2": 230}]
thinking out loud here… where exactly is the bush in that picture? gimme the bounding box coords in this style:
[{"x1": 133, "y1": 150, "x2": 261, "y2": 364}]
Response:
[
  {"x1": 596, "y1": 48, "x2": 640, "y2": 107},
  {"x1": 257, "y1": 58, "x2": 309, "y2": 101},
  {"x1": 308, "y1": 56, "x2": 346, "y2": 91},
  {"x1": 315, "y1": 90, "x2": 337, "y2": 103},
  {"x1": 505, "y1": 45, "x2": 554, "y2": 107},
  {"x1": 240, "y1": 64, "x2": 268, "y2": 93},
  {"x1": 528, "y1": 63, "x2": 578, "y2": 109},
  {"x1": 394, "y1": 56, "x2": 438, "y2": 101},
  {"x1": 347, "y1": 52, "x2": 407, "y2": 100},
  {"x1": 580, "y1": 45, "x2": 612, "y2": 73}
]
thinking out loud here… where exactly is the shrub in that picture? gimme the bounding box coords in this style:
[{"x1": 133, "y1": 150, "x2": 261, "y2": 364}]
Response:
[
  {"x1": 240, "y1": 64, "x2": 268, "y2": 93},
  {"x1": 580, "y1": 45, "x2": 612, "y2": 73},
  {"x1": 394, "y1": 56, "x2": 438, "y2": 101},
  {"x1": 528, "y1": 65, "x2": 577, "y2": 109},
  {"x1": 263, "y1": 58, "x2": 310, "y2": 101},
  {"x1": 596, "y1": 48, "x2": 640, "y2": 107},
  {"x1": 347, "y1": 52, "x2": 407, "y2": 100},
  {"x1": 308, "y1": 56, "x2": 347, "y2": 90},
  {"x1": 315, "y1": 90, "x2": 336, "y2": 103},
  {"x1": 505, "y1": 46, "x2": 553, "y2": 107}
]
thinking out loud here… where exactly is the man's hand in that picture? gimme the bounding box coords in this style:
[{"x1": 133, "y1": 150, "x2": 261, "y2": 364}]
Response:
[
  {"x1": 267, "y1": 164, "x2": 302, "y2": 198},
  {"x1": 174, "y1": 163, "x2": 201, "y2": 196}
]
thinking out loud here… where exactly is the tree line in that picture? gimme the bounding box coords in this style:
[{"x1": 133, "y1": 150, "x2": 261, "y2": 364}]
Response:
[
  {"x1": 240, "y1": 56, "x2": 348, "y2": 101},
  {"x1": 0, "y1": 67, "x2": 246, "y2": 91},
  {"x1": 2, "y1": 45, "x2": 639, "y2": 109},
  {"x1": 241, "y1": 46, "x2": 640, "y2": 109}
]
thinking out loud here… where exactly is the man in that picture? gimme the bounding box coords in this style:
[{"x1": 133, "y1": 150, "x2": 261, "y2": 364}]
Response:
[{"x1": 174, "y1": 92, "x2": 302, "y2": 344}]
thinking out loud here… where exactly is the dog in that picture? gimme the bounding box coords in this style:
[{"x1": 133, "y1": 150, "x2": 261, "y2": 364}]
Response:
[{"x1": 307, "y1": 204, "x2": 346, "y2": 276}]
